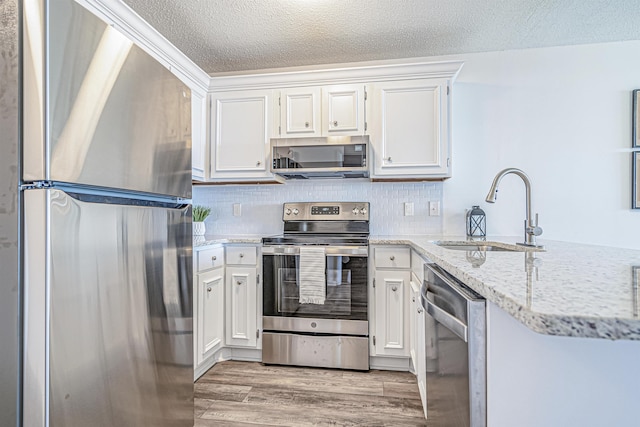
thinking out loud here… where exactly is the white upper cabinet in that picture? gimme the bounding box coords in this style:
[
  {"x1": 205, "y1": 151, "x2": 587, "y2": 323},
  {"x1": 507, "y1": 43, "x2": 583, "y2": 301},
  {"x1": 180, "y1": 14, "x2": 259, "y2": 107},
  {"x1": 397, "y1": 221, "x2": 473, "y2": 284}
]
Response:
[
  {"x1": 279, "y1": 87, "x2": 322, "y2": 137},
  {"x1": 322, "y1": 85, "x2": 365, "y2": 136},
  {"x1": 277, "y1": 84, "x2": 365, "y2": 138},
  {"x1": 191, "y1": 89, "x2": 207, "y2": 181},
  {"x1": 370, "y1": 79, "x2": 451, "y2": 179},
  {"x1": 209, "y1": 89, "x2": 277, "y2": 181}
]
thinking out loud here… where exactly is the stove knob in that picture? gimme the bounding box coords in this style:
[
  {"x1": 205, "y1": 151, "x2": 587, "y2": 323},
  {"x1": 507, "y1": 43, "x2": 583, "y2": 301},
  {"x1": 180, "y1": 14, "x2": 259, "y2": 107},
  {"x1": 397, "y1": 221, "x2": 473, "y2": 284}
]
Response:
[
  {"x1": 360, "y1": 207, "x2": 367, "y2": 215},
  {"x1": 284, "y1": 208, "x2": 292, "y2": 215},
  {"x1": 292, "y1": 208, "x2": 299, "y2": 215},
  {"x1": 352, "y1": 208, "x2": 359, "y2": 215}
]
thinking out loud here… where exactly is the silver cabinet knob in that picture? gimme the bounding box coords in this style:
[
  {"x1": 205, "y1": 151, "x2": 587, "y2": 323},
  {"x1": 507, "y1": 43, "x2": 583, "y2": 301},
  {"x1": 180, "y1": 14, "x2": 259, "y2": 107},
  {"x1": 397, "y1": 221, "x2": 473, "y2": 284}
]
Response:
[
  {"x1": 236, "y1": 280, "x2": 242, "y2": 285},
  {"x1": 412, "y1": 296, "x2": 415, "y2": 302},
  {"x1": 207, "y1": 287, "x2": 212, "y2": 292},
  {"x1": 389, "y1": 255, "x2": 395, "y2": 261},
  {"x1": 391, "y1": 285, "x2": 398, "y2": 292},
  {"x1": 305, "y1": 121, "x2": 309, "y2": 128},
  {"x1": 386, "y1": 157, "x2": 392, "y2": 162},
  {"x1": 333, "y1": 120, "x2": 338, "y2": 126},
  {"x1": 417, "y1": 307, "x2": 423, "y2": 314},
  {"x1": 256, "y1": 160, "x2": 261, "y2": 166},
  {"x1": 211, "y1": 256, "x2": 217, "y2": 261},
  {"x1": 239, "y1": 253, "x2": 244, "y2": 258}
]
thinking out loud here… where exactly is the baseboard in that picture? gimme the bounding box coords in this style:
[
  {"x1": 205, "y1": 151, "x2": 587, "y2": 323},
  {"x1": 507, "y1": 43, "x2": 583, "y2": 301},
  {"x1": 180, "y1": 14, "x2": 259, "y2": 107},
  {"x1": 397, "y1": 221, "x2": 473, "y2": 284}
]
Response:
[
  {"x1": 196, "y1": 349, "x2": 411, "y2": 378},
  {"x1": 229, "y1": 347, "x2": 263, "y2": 362},
  {"x1": 194, "y1": 347, "x2": 231, "y2": 380},
  {"x1": 369, "y1": 355, "x2": 411, "y2": 371}
]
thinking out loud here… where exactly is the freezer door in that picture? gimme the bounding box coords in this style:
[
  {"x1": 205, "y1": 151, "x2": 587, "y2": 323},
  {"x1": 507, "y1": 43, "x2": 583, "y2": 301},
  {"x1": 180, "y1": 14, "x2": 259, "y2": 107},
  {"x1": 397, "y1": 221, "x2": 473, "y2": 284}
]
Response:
[
  {"x1": 23, "y1": 0, "x2": 192, "y2": 198},
  {"x1": 23, "y1": 189, "x2": 193, "y2": 427}
]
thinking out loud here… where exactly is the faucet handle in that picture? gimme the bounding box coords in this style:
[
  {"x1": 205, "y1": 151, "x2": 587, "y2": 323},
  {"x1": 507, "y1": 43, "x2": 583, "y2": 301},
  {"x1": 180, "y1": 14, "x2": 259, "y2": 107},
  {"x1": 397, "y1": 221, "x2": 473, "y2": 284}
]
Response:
[
  {"x1": 531, "y1": 226, "x2": 543, "y2": 236},
  {"x1": 529, "y1": 213, "x2": 543, "y2": 236}
]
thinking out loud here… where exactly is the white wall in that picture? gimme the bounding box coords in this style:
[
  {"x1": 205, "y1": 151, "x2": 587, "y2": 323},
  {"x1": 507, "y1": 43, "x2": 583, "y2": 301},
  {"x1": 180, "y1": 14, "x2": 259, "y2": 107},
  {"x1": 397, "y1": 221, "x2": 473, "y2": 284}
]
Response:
[
  {"x1": 487, "y1": 302, "x2": 640, "y2": 427},
  {"x1": 193, "y1": 180, "x2": 442, "y2": 236},
  {"x1": 442, "y1": 41, "x2": 640, "y2": 249}
]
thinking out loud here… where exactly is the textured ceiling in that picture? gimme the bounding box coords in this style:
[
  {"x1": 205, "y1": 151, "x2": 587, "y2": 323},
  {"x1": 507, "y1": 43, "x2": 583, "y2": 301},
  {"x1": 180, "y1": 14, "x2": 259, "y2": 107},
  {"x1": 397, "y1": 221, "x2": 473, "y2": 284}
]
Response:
[{"x1": 122, "y1": 0, "x2": 640, "y2": 75}]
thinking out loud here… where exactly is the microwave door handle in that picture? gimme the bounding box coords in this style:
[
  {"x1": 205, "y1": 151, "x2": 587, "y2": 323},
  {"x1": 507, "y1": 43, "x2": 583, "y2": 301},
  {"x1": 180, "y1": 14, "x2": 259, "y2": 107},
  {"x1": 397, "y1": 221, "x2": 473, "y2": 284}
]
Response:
[{"x1": 423, "y1": 290, "x2": 468, "y2": 342}]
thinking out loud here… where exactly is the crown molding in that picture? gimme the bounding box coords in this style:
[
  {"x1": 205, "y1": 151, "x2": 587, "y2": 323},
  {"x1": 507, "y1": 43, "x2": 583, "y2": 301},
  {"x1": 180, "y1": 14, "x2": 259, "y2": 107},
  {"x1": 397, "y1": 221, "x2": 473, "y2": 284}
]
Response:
[
  {"x1": 77, "y1": 1, "x2": 464, "y2": 95},
  {"x1": 78, "y1": 0, "x2": 210, "y2": 94},
  {"x1": 208, "y1": 60, "x2": 464, "y2": 92}
]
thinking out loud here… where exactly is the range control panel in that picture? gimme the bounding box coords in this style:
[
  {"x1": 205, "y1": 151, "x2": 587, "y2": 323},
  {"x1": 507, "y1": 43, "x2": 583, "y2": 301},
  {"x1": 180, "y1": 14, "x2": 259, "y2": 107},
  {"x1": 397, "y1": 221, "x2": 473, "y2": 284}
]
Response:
[
  {"x1": 283, "y1": 202, "x2": 369, "y2": 221},
  {"x1": 311, "y1": 206, "x2": 340, "y2": 215}
]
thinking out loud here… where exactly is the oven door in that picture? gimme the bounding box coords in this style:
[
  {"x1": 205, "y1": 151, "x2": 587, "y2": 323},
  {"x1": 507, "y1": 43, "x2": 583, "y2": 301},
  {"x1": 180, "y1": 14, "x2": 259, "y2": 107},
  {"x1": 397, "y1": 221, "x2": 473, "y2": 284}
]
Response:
[{"x1": 262, "y1": 245, "x2": 368, "y2": 322}]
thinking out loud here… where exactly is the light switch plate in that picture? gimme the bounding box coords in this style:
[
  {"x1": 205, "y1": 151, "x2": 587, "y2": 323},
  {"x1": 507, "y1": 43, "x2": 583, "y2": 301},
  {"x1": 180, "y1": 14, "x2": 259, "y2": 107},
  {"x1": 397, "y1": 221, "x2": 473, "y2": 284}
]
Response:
[
  {"x1": 404, "y1": 202, "x2": 414, "y2": 216},
  {"x1": 429, "y1": 201, "x2": 440, "y2": 216}
]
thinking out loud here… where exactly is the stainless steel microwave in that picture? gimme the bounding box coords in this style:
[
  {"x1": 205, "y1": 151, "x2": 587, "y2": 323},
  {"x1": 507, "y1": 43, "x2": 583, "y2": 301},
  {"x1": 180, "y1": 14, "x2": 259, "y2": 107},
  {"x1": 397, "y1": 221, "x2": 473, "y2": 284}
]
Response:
[{"x1": 270, "y1": 136, "x2": 369, "y2": 179}]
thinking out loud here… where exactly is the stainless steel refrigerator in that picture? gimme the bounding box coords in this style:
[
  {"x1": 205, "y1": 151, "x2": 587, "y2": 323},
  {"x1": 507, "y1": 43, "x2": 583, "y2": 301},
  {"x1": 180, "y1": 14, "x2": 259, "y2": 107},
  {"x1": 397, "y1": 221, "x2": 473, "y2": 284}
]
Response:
[{"x1": 1, "y1": 0, "x2": 194, "y2": 425}]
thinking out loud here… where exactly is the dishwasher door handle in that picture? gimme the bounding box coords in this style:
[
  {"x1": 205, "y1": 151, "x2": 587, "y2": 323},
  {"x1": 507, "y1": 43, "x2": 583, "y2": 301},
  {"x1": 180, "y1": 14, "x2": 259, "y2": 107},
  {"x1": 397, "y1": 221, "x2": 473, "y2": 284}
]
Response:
[{"x1": 423, "y1": 292, "x2": 468, "y2": 342}]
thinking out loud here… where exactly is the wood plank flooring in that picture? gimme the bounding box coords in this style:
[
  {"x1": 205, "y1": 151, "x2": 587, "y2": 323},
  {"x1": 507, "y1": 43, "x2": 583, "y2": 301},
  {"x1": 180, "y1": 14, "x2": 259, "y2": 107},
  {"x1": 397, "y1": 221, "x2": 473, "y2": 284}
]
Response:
[{"x1": 195, "y1": 361, "x2": 427, "y2": 426}]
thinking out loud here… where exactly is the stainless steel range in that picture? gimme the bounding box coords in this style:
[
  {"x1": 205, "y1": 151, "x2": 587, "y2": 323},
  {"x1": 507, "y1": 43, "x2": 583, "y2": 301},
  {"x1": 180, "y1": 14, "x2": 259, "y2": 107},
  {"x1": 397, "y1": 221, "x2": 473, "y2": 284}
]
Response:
[{"x1": 262, "y1": 202, "x2": 370, "y2": 370}]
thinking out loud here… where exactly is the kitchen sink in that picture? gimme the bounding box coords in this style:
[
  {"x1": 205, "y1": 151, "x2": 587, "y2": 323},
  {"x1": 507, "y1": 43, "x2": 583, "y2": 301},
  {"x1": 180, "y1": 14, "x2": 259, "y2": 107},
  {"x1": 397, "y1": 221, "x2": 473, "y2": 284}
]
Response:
[{"x1": 432, "y1": 241, "x2": 544, "y2": 252}]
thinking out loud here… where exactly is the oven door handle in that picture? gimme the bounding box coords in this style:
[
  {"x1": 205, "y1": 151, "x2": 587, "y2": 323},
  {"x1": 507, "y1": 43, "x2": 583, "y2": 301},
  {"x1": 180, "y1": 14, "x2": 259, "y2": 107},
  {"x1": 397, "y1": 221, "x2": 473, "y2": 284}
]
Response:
[{"x1": 262, "y1": 245, "x2": 369, "y2": 257}]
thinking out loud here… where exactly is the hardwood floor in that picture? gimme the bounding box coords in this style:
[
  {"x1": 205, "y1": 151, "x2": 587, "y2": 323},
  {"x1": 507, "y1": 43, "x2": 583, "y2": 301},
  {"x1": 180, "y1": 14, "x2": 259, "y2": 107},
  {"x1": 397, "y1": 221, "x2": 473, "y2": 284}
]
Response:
[{"x1": 195, "y1": 361, "x2": 427, "y2": 426}]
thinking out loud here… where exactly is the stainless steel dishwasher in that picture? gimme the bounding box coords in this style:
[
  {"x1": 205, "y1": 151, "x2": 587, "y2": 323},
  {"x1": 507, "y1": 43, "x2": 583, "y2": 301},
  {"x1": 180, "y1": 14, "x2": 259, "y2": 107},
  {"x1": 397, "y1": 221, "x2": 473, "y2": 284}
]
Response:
[{"x1": 422, "y1": 263, "x2": 486, "y2": 427}]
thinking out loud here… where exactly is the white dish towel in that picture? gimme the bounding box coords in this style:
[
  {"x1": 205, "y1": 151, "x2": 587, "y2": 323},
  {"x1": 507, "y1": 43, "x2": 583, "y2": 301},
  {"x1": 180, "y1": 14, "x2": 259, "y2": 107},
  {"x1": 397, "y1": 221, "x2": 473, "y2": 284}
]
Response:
[{"x1": 298, "y1": 246, "x2": 326, "y2": 305}]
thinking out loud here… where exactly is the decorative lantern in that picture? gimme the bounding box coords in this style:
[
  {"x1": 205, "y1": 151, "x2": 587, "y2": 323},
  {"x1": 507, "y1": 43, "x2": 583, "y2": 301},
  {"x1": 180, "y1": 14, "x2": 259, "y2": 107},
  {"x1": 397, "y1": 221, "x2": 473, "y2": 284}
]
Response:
[{"x1": 466, "y1": 205, "x2": 486, "y2": 237}]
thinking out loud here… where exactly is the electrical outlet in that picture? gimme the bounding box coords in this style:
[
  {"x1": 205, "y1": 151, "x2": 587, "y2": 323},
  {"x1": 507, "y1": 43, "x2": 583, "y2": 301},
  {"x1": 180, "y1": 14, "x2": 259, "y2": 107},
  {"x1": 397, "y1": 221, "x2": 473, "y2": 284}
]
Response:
[
  {"x1": 404, "y1": 202, "x2": 414, "y2": 216},
  {"x1": 233, "y1": 203, "x2": 241, "y2": 216},
  {"x1": 429, "y1": 201, "x2": 440, "y2": 216}
]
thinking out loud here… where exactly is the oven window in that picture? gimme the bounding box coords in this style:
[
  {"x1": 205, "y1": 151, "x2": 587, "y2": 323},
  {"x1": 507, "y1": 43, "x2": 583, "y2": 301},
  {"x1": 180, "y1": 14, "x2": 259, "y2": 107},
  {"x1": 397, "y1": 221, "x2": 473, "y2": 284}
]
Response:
[{"x1": 263, "y1": 254, "x2": 367, "y2": 320}]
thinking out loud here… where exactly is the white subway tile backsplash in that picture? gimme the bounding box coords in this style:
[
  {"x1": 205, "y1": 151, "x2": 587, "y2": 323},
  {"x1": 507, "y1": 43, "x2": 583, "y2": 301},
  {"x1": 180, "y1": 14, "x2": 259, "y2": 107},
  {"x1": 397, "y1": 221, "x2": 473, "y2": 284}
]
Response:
[{"x1": 193, "y1": 179, "x2": 443, "y2": 236}]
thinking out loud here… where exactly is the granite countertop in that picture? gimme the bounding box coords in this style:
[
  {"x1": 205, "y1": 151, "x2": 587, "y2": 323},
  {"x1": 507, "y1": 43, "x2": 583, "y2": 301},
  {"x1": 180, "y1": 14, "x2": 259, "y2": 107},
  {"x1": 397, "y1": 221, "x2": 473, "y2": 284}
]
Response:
[
  {"x1": 371, "y1": 236, "x2": 640, "y2": 341},
  {"x1": 193, "y1": 235, "x2": 263, "y2": 247},
  {"x1": 193, "y1": 233, "x2": 640, "y2": 340}
]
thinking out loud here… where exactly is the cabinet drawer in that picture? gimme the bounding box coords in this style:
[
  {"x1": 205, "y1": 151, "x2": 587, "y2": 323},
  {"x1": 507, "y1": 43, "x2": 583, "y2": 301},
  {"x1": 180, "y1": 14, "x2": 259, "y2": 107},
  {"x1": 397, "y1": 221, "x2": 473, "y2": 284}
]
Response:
[
  {"x1": 197, "y1": 246, "x2": 224, "y2": 272},
  {"x1": 226, "y1": 246, "x2": 257, "y2": 265},
  {"x1": 374, "y1": 247, "x2": 410, "y2": 269}
]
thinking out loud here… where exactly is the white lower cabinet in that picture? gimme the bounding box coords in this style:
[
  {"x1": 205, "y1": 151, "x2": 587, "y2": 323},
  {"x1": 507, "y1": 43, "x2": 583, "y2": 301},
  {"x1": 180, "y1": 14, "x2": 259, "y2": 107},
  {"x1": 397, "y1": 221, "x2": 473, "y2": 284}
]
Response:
[
  {"x1": 225, "y1": 266, "x2": 258, "y2": 348},
  {"x1": 374, "y1": 269, "x2": 410, "y2": 357},
  {"x1": 224, "y1": 243, "x2": 261, "y2": 352},
  {"x1": 194, "y1": 244, "x2": 226, "y2": 378},
  {"x1": 197, "y1": 267, "x2": 224, "y2": 364},
  {"x1": 371, "y1": 244, "x2": 427, "y2": 418},
  {"x1": 372, "y1": 245, "x2": 412, "y2": 360},
  {"x1": 410, "y1": 279, "x2": 427, "y2": 418}
]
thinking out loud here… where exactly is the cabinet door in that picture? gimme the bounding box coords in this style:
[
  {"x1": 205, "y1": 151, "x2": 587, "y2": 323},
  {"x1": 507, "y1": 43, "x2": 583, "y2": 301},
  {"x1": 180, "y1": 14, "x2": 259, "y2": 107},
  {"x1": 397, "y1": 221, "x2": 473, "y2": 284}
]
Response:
[
  {"x1": 225, "y1": 266, "x2": 258, "y2": 348},
  {"x1": 279, "y1": 87, "x2": 321, "y2": 137},
  {"x1": 411, "y1": 283, "x2": 427, "y2": 417},
  {"x1": 191, "y1": 90, "x2": 207, "y2": 181},
  {"x1": 409, "y1": 281, "x2": 420, "y2": 371},
  {"x1": 197, "y1": 268, "x2": 224, "y2": 365},
  {"x1": 322, "y1": 84, "x2": 365, "y2": 135},
  {"x1": 210, "y1": 90, "x2": 273, "y2": 179},
  {"x1": 371, "y1": 79, "x2": 450, "y2": 178},
  {"x1": 374, "y1": 270, "x2": 410, "y2": 357}
]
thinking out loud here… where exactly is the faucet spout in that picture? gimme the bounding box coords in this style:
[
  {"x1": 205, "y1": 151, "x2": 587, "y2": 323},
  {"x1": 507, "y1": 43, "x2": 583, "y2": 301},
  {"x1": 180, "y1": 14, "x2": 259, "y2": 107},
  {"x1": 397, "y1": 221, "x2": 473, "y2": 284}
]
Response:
[{"x1": 485, "y1": 168, "x2": 543, "y2": 247}]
